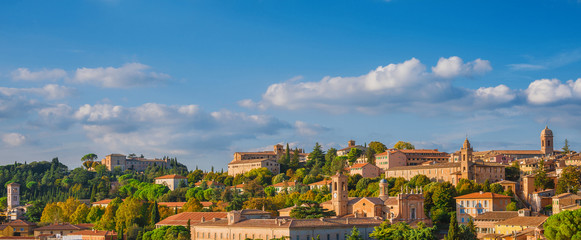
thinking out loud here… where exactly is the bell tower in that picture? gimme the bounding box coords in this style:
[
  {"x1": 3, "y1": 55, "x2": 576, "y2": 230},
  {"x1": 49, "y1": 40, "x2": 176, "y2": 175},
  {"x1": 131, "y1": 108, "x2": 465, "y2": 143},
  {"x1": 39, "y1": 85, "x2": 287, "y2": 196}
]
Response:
[
  {"x1": 541, "y1": 126, "x2": 554, "y2": 155},
  {"x1": 7, "y1": 182, "x2": 20, "y2": 210},
  {"x1": 460, "y1": 138, "x2": 473, "y2": 180},
  {"x1": 379, "y1": 179, "x2": 389, "y2": 199},
  {"x1": 331, "y1": 172, "x2": 348, "y2": 216}
]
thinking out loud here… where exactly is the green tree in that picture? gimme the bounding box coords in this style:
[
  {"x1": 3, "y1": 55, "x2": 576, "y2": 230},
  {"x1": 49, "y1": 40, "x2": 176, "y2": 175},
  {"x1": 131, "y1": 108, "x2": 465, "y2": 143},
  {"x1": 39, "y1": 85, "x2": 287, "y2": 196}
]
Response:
[
  {"x1": 346, "y1": 227, "x2": 364, "y2": 240},
  {"x1": 290, "y1": 148, "x2": 301, "y2": 169},
  {"x1": 563, "y1": 139, "x2": 571, "y2": 154},
  {"x1": 506, "y1": 202, "x2": 517, "y2": 211},
  {"x1": 142, "y1": 225, "x2": 190, "y2": 240},
  {"x1": 81, "y1": 153, "x2": 98, "y2": 169},
  {"x1": 86, "y1": 206, "x2": 105, "y2": 223},
  {"x1": 278, "y1": 144, "x2": 291, "y2": 167},
  {"x1": 96, "y1": 197, "x2": 122, "y2": 230},
  {"x1": 544, "y1": 208, "x2": 581, "y2": 240},
  {"x1": 150, "y1": 201, "x2": 160, "y2": 226},
  {"x1": 115, "y1": 197, "x2": 147, "y2": 236},
  {"x1": 534, "y1": 161, "x2": 554, "y2": 190},
  {"x1": 369, "y1": 222, "x2": 409, "y2": 240},
  {"x1": 368, "y1": 141, "x2": 387, "y2": 155},
  {"x1": 393, "y1": 141, "x2": 415, "y2": 150},
  {"x1": 70, "y1": 204, "x2": 90, "y2": 224},
  {"x1": 182, "y1": 198, "x2": 203, "y2": 212},
  {"x1": 347, "y1": 148, "x2": 363, "y2": 165},
  {"x1": 290, "y1": 200, "x2": 335, "y2": 219},
  {"x1": 445, "y1": 212, "x2": 459, "y2": 240},
  {"x1": 323, "y1": 148, "x2": 338, "y2": 174},
  {"x1": 408, "y1": 175, "x2": 430, "y2": 188},
  {"x1": 307, "y1": 143, "x2": 325, "y2": 169},
  {"x1": 556, "y1": 166, "x2": 581, "y2": 194}
]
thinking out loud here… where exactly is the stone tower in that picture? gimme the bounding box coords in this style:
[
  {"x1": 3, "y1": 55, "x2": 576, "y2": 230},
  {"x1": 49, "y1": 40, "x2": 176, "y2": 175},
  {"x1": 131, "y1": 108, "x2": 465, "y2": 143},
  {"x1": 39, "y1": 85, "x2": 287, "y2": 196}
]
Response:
[
  {"x1": 460, "y1": 138, "x2": 473, "y2": 180},
  {"x1": 379, "y1": 179, "x2": 389, "y2": 199},
  {"x1": 348, "y1": 140, "x2": 356, "y2": 148},
  {"x1": 541, "y1": 126, "x2": 554, "y2": 155},
  {"x1": 7, "y1": 182, "x2": 20, "y2": 210},
  {"x1": 331, "y1": 172, "x2": 348, "y2": 216}
]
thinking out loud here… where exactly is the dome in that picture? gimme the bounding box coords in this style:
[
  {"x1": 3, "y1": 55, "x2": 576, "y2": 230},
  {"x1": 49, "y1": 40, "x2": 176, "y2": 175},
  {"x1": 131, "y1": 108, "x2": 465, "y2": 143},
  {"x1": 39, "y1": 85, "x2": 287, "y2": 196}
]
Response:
[
  {"x1": 541, "y1": 126, "x2": 553, "y2": 136},
  {"x1": 379, "y1": 179, "x2": 387, "y2": 183}
]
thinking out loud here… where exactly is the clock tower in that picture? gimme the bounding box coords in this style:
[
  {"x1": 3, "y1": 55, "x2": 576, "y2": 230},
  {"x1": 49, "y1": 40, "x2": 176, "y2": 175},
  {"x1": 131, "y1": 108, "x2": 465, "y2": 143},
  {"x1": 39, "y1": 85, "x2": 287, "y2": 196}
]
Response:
[{"x1": 331, "y1": 172, "x2": 348, "y2": 216}]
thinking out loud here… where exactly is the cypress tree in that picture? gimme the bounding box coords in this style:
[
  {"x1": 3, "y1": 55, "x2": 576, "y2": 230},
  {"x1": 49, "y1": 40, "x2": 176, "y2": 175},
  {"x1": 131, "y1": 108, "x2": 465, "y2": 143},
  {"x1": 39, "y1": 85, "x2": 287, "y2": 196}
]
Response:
[
  {"x1": 446, "y1": 212, "x2": 459, "y2": 240},
  {"x1": 150, "y1": 201, "x2": 160, "y2": 225}
]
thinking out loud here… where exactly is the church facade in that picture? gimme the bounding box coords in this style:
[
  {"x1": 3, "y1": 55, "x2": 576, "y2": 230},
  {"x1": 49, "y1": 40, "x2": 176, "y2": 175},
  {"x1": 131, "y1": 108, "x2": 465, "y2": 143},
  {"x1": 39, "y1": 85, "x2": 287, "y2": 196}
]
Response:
[{"x1": 321, "y1": 173, "x2": 431, "y2": 226}]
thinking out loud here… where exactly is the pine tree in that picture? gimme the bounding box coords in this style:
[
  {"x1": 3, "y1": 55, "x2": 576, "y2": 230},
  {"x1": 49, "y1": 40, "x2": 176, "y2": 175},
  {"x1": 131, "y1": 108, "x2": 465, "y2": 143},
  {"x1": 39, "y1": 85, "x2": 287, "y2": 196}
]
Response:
[
  {"x1": 563, "y1": 139, "x2": 571, "y2": 153},
  {"x1": 290, "y1": 148, "x2": 300, "y2": 169}
]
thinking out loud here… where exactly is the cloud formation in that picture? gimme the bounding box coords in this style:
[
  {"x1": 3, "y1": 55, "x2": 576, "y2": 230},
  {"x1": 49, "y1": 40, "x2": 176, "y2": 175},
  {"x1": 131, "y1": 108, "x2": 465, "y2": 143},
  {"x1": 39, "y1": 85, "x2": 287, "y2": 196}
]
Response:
[
  {"x1": 11, "y1": 68, "x2": 68, "y2": 81},
  {"x1": 242, "y1": 57, "x2": 500, "y2": 113},
  {"x1": 10, "y1": 63, "x2": 170, "y2": 88},
  {"x1": 2, "y1": 133, "x2": 26, "y2": 147},
  {"x1": 525, "y1": 78, "x2": 581, "y2": 104},
  {"x1": 72, "y1": 63, "x2": 170, "y2": 88}
]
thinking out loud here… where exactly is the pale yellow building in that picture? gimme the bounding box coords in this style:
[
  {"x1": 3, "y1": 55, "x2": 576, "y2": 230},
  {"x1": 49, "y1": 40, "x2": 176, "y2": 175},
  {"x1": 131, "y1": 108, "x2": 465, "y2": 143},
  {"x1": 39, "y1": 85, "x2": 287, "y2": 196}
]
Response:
[
  {"x1": 154, "y1": 174, "x2": 188, "y2": 190},
  {"x1": 455, "y1": 191, "x2": 512, "y2": 224},
  {"x1": 494, "y1": 216, "x2": 547, "y2": 236},
  {"x1": 191, "y1": 211, "x2": 382, "y2": 240},
  {"x1": 552, "y1": 192, "x2": 581, "y2": 214}
]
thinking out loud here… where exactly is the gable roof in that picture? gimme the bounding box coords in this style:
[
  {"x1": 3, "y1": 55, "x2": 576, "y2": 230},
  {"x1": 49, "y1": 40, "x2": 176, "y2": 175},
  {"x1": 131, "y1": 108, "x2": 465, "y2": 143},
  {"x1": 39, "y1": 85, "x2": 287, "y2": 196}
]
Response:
[
  {"x1": 495, "y1": 216, "x2": 548, "y2": 227},
  {"x1": 454, "y1": 192, "x2": 512, "y2": 199},
  {"x1": 3, "y1": 220, "x2": 36, "y2": 227},
  {"x1": 34, "y1": 223, "x2": 90, "y2": 231},
  {"x1": 474, "y1": 211, "x2": 519, "y2": 221},
  {"x1": 155, "y1": 174, "x2": 187, "y2": 180},
  {"x1": 155, "y1": 212, "x2": 228, "y2": 226},
  {"x1": 350, "y1": 163, "x2": 378, "y2": 169},
  {"x1": 69, "y1": 230, "x2": 117, "y2": 236}
]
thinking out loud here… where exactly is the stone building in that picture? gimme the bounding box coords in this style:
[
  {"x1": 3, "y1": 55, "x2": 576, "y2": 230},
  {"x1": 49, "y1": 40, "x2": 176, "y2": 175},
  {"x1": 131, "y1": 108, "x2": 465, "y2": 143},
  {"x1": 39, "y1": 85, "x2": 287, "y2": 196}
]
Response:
[
  {"x1": 191, "y1": 212, "x2": 382, "y2": 240},
  {"x1": 552, "y1": 192, "x2": 581, "y2": 214},
  {"x1": 154, "y1": 174, "x2": 188, "y2": 191},
  {"x1": 320, "y1": 173, "x2": 430, "y2": 225},
  {"x1": 101, "y1": 154, "x2": 170, "y2": 171},
  {"x1": 385, "y1": 139, "x2": 505, "y2": 185},
  {"x1": 0, "y1": 219, "x2": 36, "y2": 237},
  {"x1": 398, "y1": 149, "x2": 450, "y2": 165},
  {"x1": 454, "y1": 191, "x2": 512, "y2": 224},
  {"x1": 374, "y1": 150, "x2": 406, "y2": 171},
  {"x1": 337, "y1": 140, "x2": 368, "y2": 157},
  {"x1": 348, "y1": 163, "x2": 381, "y2": 178},
  {"x1": 473, "y1": 211, "x2": 519, "y2": 238},
  {"x1": 228, "y1": 144, "x2": 307, "y2": 176}
]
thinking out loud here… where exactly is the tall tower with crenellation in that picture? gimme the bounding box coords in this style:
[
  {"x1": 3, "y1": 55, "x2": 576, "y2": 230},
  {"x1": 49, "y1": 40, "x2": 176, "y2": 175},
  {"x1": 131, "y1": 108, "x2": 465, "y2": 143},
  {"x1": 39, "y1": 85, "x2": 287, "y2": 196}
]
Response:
[{"x1": 7, "y1": 182, "x2": 20, "y2": 210}]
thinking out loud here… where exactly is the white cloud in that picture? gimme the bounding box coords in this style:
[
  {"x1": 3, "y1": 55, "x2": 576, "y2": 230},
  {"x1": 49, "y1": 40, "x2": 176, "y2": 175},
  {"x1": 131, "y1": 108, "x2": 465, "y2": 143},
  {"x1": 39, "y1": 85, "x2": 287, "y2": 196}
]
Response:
[
  {"x1": 525, "y1": 79, "x2": 574, "y2": 104},
  {"x1": 432, "y1": 57, "x2": 492, "y2": 78},
  {"x1": 11, "y1": 68, "x2": 67, "y2": 81},
  {"x1": 507, "y1": 64, "x2": 546, "y2": 71},
  {"x1": 2, "y1": 133, "x2": 26, "y2": 147},
  {"x1": 474, "y1": 85, "x2": 516, "y2": 104},
  {"x1": 294, "y1": 121, "x2": 330, "y2": 136},
  {"x1": 72, "y1": 63, "x2": 170, "y2": 88},
  {"x1": 247, "y1": 57, "x2": 495, "y2": 113},
  {"x1": 0, "y1": 84, "x2": 73, "y2": 100}
]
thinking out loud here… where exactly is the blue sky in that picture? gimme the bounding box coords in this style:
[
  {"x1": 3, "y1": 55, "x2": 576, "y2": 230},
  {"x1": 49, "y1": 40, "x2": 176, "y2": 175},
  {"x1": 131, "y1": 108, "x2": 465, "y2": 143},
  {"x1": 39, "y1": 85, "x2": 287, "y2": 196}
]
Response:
[{"x1": 1, "y1": 0, "x2": 581, "y2": 170}]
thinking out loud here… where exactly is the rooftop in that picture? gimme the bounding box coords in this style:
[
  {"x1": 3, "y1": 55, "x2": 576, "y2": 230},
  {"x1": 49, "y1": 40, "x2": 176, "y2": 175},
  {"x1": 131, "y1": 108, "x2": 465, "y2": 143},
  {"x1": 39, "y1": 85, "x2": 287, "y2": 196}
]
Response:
[
  {"x1": 155, "y1": 212, "x2": 228, "y2": 226},
  {"x1": 455, "y1": 192, "x2": 512, "y2": 199},
  {"x1": 155, "y1": 174, "x2": 187, "y2": 180},
  {"x1": 34, "y1": 223, "x2": 91, "y2": 231},
  {"x1": 495, "y1": 216, "x2": 548, "y2": 227},
  {"x1": 474, "y1": 211, "x2": 519, "y2": 221}
]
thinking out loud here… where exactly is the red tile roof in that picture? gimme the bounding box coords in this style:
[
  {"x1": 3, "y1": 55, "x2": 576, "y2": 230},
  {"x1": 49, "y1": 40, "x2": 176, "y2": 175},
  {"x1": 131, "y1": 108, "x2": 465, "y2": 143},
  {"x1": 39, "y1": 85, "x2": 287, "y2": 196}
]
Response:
[
  {"x1": 194, "y1": 181, "x2": 224, "y2": 186},
  {"x1": 93, "y1": 199, "x2": 113, "y2": 204},
  {"x1": 34, "y1": 223, "x2": 90, "y2": 231},
  {"x1": 309, "y1": 179, "x2": 332, "y2": 186},
  {"x1": 69, "y1": 230, "x2": 117, "y2": 236},
  {"x1": 454, "y1": 192, "x2": 512, "y2": 199},
  {"x1": 399, "y1": 149, "x2": 447, "y2": 154},
  {"x1": 155, "y1": 174, "x2": 187, "y2": 179},
  {"x1": 4, "y1": 219, "x2": 36, "y2": 226},
  {"x1": 159, "y1": 202, "x2": 186, "y2": 208},
  {"x1": 272, "y1": 181, "x2": 297, "y2": 187},
  {"x1": 155, "y1": 212, "x2": 228, "y2": 226}
]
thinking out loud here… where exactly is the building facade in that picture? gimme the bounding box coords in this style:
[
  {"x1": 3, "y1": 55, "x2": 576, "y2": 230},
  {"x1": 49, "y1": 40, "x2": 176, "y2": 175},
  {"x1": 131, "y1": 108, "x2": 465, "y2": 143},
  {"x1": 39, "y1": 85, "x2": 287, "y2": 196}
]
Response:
[
  {"x1": 455, "y1": 192, "x2": 512, "y2": 223},
  {"x1": 154, "y1": 175, "x2": 188, "y2": 191},
  {"x1": 398, "y1": 149, "x2": 450, "y2": 165},
  {"x1": 227, "y1": 144, "x2": 307, "y2": 176},
  {"x1": 348, "y1": 163, "x2": 381, "y2": 178},
  {"x1": 374, "y1": 150, "x2": 406, "y2": 171},
  {"x1": 101, "y1": 154, "x2": 170, "y2": 171}
]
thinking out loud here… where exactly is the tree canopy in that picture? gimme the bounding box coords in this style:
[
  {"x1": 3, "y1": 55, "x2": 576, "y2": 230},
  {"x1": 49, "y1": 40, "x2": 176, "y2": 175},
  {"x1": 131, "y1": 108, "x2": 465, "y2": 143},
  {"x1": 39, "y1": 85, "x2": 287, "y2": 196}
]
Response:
[{"x1": 393, "y1": 141, "x2": 415, "y2": 150}]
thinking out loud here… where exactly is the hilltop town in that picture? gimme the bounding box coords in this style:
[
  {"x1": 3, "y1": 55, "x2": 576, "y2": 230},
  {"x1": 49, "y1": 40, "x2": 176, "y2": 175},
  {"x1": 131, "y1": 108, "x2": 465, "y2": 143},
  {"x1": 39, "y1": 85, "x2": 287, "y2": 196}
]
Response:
[{"x1": 0, "y1": 126, "x2": 579, "y2": 240}]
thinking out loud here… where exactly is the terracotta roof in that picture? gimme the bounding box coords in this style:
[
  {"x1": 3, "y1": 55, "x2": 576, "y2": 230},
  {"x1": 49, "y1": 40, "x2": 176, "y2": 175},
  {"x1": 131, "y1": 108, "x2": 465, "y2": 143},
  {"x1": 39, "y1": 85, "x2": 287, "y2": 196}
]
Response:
[
  {"x1": 309, "y1": 179, "x2": 332, "y2": 186},
  {"x1": 240, "y1": 209, "x2": 272, "y2": 215},
  {"x1": 34, "y1": 223, "x2": 90, "y2": 231},
  {"x1": 93, "y1": 199, "x2": 113, "y2": 204},
  {"x1": 399, "y1": 149, "x2": 448, "y2": 154},
  {"x1": 4, "y1": 220, "x2": 36, "y2": 227},
  {"x1": 386, "y1": 162, "x2": 460, "y2": 171},
  {"x1": 229, "y1": 158, "x2": 279, "y2": 164},
  {"x1": 0, "y1": 237, "x2": 35, "y2": 239},
  {"x1": 474, "y1": 211, "x2": 519, "y2": 221},
  {"x1": 454, "y1": 192, "x2": 512, "y2": 199},
  {"x1": 155, "y1": 212, "x2": 228, "y2": 226},
  {"x1": 69, "y1": 230, "x2": 116, "y2": 236},
  {"x1": 356, "y1": 197, "x2": 385, "y2": 205},
  {"x1": 477, "y1": 150, "x2": 543, "y2": 155},
  {"x1": 272, "y1": 181, "x2": 297, "y2": 187},
  {"x1": 496, "y1": 180, "x2": 517, "y2": 184},
  {"x1": 194, "y1": 217, "x2": 382, "y2": 228},
  {"x1": 553, "y1": 193, "x2": 581, "y2": 199},
  {"x1": 201, "y1": 201, "x2": 213, "y2": 207},
  {"x1": 194, "y1": 181, "x2": 225, "y2": 186},
  {"x1": 384, "y1": 197, "x2": 398, "y2": 205},
  {"x1": 349, "y1": 163, "x2": 377, "y2": 169},
  {"x1": 155, "y1": 174, "x2": 187, "y2": 179},
  {"x1": 159, "y1": 202, "x2": 186, "y2": 208},
  {"x1": 495, "y1": 216, "x2": 548, "y2": 227}
]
